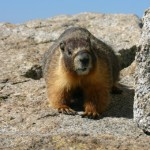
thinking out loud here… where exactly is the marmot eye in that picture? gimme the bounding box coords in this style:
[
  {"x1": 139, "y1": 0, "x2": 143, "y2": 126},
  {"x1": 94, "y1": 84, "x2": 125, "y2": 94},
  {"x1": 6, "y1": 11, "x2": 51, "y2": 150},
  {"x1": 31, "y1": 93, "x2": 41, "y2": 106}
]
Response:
[{"x1": 60, "y1": 42, "x2": 65, "y2": 51}]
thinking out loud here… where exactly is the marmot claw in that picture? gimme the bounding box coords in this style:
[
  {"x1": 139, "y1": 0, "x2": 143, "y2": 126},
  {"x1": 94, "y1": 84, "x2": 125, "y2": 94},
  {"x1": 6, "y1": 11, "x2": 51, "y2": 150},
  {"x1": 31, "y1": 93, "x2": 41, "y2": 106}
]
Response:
[
  {"x1": 81, "y1": 112, "x2": 100, "y2": 119},
  {"x1": 58, "y1": 107, "x2": 77, "y2": 115}
]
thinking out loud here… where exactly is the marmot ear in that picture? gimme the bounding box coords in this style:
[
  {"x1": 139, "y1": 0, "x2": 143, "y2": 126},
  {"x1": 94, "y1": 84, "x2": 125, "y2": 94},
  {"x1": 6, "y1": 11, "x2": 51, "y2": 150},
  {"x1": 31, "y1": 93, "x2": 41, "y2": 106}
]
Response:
[
  {"x1": 89, "y1": 37, "x2": 95, "y2": 50},
  {"x1": 60, "y1": 41, "x2": 65, "y2": 52}
]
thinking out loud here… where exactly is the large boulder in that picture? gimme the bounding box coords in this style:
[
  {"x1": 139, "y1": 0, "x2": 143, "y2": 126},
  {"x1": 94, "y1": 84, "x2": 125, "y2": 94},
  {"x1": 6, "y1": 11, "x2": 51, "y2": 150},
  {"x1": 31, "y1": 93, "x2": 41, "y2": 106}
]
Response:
[
  {"x1": 0, "y1": 13, "x2": 141, "y2": 83},
  {"x1": 134, "y1": 9, "x2": 150, "y2": 134},
  {"x1": 1, "y1": 13, "x2": 149, "y2": 149}
]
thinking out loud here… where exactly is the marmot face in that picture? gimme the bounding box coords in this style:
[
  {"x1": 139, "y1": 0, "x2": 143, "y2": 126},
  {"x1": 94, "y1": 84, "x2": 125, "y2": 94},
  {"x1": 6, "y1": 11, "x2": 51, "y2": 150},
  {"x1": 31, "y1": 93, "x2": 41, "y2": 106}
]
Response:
[{"x1": 59, "y1": 38, "x2": 96, "y2": 75}]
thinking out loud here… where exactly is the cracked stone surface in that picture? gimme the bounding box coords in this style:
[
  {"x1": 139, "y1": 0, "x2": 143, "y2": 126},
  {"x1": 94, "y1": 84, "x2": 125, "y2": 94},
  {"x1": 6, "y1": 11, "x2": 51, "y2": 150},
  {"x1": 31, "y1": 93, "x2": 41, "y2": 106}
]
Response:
[{"x1": 0, "y1": 13, "x2": 149, "y2": 149}]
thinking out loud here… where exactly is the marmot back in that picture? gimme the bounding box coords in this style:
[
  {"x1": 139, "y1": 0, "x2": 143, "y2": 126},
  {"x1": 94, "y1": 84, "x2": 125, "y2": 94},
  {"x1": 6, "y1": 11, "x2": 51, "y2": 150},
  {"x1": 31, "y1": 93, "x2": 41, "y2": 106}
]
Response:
[{"x1": 43, "y1": 27, "x2": 121, "y2": 119}]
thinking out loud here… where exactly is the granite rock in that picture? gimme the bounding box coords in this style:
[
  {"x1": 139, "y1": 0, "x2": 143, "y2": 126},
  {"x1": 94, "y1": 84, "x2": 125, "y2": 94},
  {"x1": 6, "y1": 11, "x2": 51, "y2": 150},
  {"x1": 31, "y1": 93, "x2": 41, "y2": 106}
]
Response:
[
  {"x1": 134, "y1": 9, "x2": 150, "y2": 133},
  {"x1": 0, "y1": 13, "x2": 142, "y2": 82},
  {"x1": 1, "y1": 13, "x2": 149, "y2": 150}
]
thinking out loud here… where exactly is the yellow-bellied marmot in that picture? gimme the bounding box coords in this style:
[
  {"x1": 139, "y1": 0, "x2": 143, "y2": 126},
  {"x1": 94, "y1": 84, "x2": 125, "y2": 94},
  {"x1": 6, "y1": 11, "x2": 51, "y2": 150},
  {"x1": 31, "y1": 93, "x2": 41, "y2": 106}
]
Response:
[{"x1": 42, "y1": 27, "x2": 121, "y2": 119}]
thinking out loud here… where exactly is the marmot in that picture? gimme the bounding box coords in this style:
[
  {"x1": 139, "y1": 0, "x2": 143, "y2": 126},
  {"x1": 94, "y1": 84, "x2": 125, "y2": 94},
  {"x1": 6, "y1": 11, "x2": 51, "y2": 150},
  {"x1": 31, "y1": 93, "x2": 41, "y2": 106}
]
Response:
[{"x1": 43, "y1": 27, "x2": 121, "y2": 119}]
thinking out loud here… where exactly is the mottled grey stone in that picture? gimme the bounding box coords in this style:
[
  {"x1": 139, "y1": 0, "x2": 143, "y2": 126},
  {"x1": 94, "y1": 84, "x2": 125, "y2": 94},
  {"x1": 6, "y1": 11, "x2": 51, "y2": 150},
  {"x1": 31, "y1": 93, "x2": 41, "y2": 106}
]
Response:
[{"x1": 134, "y1": 8, "x2": 150, "y2": 133}]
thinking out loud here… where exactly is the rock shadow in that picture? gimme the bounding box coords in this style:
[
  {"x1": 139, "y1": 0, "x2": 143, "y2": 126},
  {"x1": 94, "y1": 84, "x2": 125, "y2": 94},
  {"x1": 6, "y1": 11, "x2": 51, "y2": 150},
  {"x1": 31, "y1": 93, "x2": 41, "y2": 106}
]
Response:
[
  {"x1": 70, "y1": 85, "x2": 134, "y2": 119},
  {"x1": 102, "y1": 85, "x2": 134, "y2": 119}
]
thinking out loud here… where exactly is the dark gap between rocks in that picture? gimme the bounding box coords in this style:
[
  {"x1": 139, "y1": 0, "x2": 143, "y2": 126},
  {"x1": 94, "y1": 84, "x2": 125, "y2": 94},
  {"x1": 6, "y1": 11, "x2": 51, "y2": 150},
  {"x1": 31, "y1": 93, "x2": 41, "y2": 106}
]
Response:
[
  {"x1": 119, "y1": 45, "x2": 137, "y2": 69},
  {"x1": 24, "y1": 65, "x2": 43, "y2": 80}
]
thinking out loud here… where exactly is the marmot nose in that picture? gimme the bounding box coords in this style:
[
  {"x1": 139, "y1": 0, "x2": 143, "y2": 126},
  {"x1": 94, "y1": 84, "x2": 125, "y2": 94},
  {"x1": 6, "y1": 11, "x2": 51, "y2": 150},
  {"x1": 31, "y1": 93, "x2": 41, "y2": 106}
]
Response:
[{"x1": 79, "y1": 53, "x2": 90, "y2": 65}]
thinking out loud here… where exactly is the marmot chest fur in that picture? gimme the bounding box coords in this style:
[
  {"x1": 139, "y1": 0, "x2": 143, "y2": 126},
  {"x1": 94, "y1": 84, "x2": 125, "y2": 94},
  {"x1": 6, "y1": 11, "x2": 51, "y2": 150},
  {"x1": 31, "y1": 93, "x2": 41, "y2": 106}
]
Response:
[{"x1": 42, "y1": 27, "x2": 121, "y2": 119}]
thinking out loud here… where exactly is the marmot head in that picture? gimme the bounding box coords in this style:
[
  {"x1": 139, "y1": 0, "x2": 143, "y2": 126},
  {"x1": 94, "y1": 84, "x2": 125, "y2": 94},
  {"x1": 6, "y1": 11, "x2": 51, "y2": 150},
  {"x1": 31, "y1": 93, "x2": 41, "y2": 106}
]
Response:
[{"x1": 59, "y1": 37, "x2": 96, "y2": 76}]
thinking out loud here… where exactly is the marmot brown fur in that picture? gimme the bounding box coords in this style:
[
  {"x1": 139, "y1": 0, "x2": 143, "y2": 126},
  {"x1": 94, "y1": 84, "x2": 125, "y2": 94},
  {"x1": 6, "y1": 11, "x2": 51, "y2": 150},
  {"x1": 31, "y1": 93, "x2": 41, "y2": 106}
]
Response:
[{"x1": 43, "y1": 27, "x2": 121, "y2": 119}]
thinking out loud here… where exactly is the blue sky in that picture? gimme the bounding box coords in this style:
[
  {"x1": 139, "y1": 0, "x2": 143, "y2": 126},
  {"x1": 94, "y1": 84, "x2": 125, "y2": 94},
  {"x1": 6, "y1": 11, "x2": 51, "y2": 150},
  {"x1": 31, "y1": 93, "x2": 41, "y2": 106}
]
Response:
[{"x1": 0, "y1": 0, "x2": 149, "y2": 24}]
